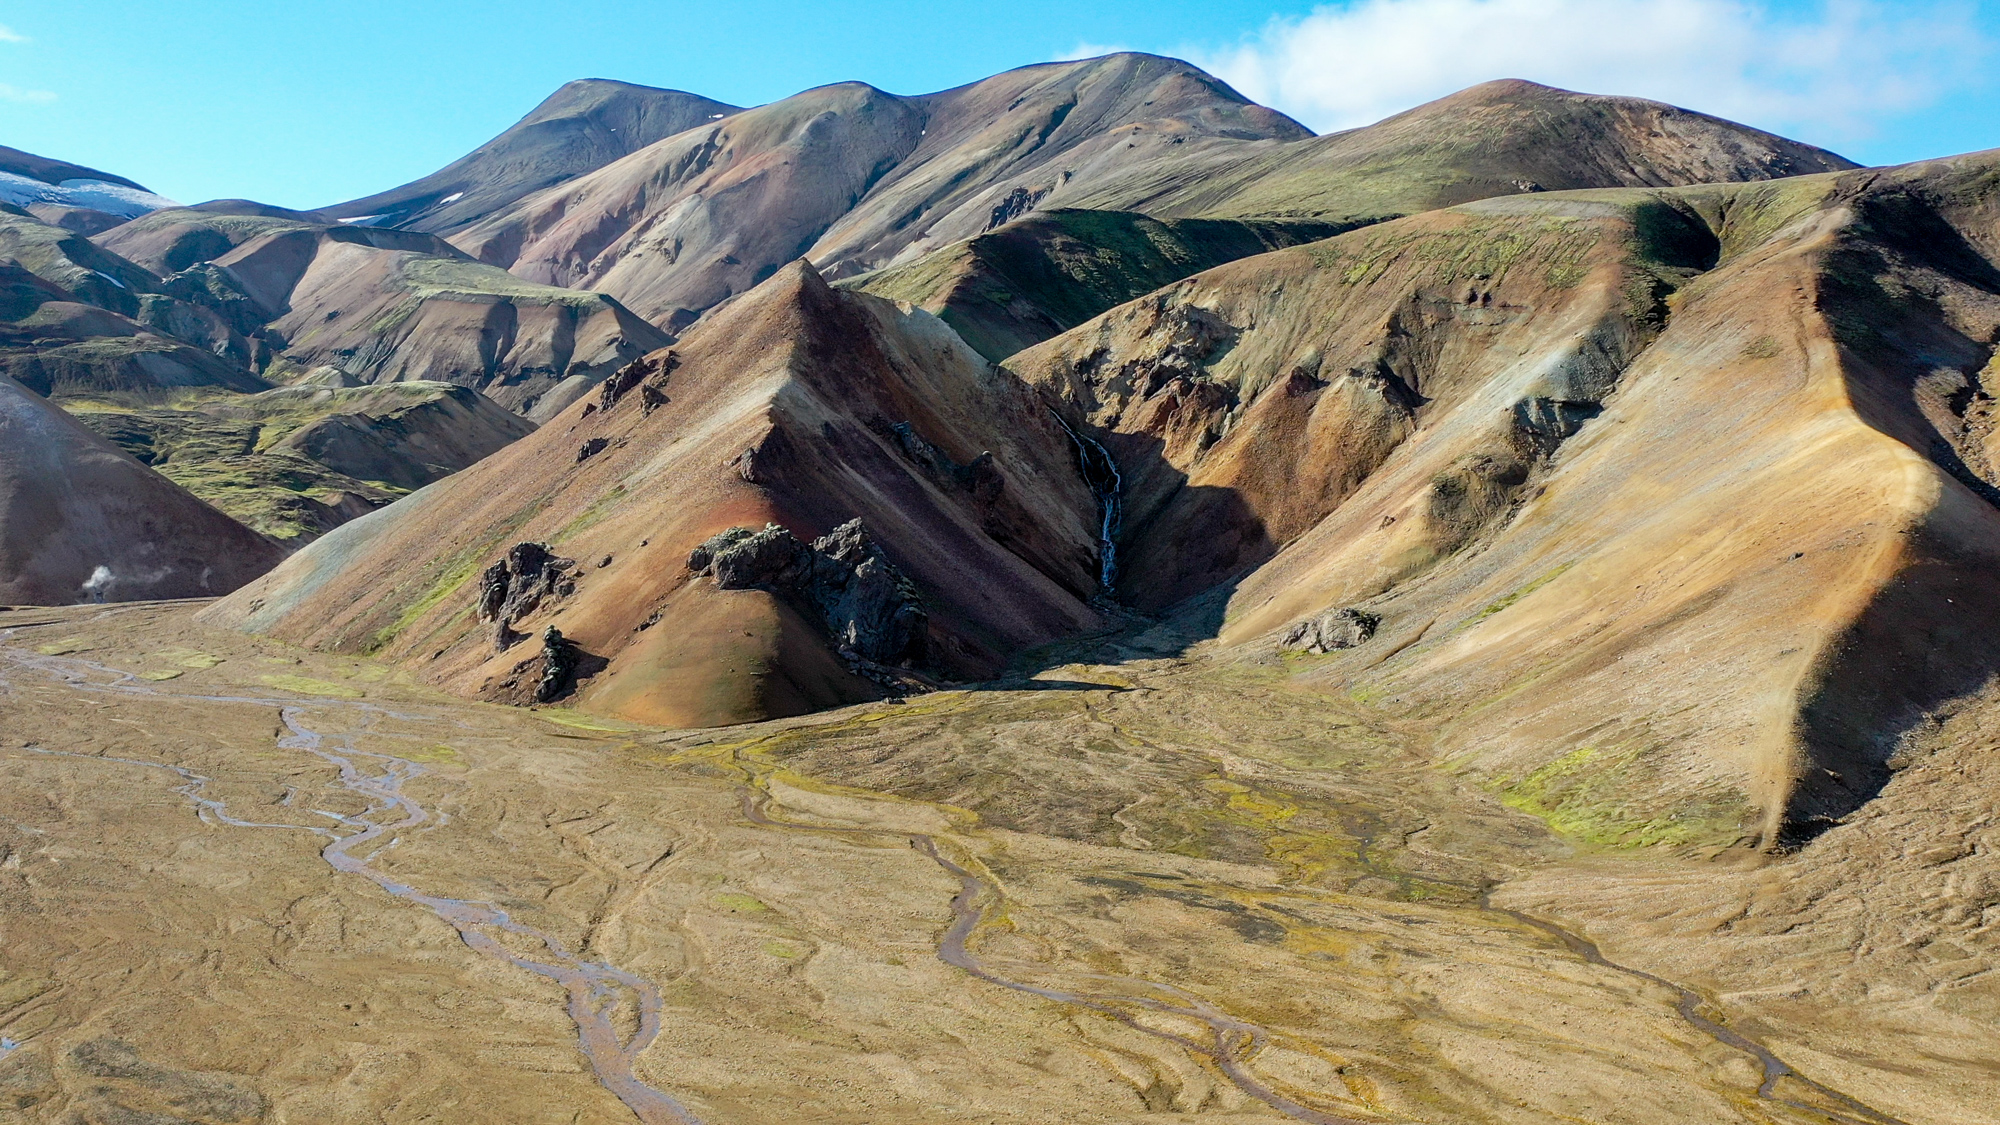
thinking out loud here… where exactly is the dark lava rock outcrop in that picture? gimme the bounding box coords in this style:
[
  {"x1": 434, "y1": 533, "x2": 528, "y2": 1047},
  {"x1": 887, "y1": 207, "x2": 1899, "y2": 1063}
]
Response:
[
  {"x1": 477, "y1": 541, "x2": 577, "y2": 649},
  {"x1": 1279, "y1": 608, "x2": 1379, "y2": 653},
  {"x1": 690, "y1": 519, "x2": 929, "y2": 677}
]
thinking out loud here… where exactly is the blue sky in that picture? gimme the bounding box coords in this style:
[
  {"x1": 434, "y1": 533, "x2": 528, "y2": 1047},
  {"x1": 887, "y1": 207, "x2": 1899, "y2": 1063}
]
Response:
[{"x1": 1, "y1": 0, "x2": 1995, "y2": 209}]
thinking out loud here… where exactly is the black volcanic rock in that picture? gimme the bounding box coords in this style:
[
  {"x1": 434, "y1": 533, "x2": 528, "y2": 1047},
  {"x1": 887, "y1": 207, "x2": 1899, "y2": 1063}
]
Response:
[{"x1": 691, "y1": 519, "x2": 927, "y2": 666}]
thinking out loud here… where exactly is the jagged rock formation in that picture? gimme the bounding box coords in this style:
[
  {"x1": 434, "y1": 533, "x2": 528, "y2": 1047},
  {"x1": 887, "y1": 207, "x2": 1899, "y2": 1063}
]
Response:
[
  {"x1": 689, "y1": 519, "x2": 930, "y2": 680},
  {"x1": 0, "y1": 374, "x2": 282, "y2": 603},
  {"x1": 535, "y1": 627, "x2": 581, "y2": 702},
  {"x1": 323, "y1": 80, "x2": 743, "y2": 234},
  {"x1": 203, "y1": 261, "x2": 1101, "y2": 726},
  {"x1": 1279, "y1": 607, "x2": 1378, "y2": 653},
  {"x1": 843, "y1": 208, "x2": 1356, "y2": 359},
  {"x1": 477, "y1": 541, "x2": 577, "y2": 649}
]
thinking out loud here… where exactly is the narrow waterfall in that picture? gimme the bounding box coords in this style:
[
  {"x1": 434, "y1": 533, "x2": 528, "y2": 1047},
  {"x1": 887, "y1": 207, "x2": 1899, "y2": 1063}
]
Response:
[{"x1": 1051, "y1": 411, "x2": 1123, "y2": 594}]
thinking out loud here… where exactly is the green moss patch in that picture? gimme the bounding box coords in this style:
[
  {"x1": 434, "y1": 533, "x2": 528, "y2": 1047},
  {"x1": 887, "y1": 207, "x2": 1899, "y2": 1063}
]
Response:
[
  {"x1": 1493, "y1": 745, "x2": 1747, "y2": 849},
  {"x1": 260, "y1": 673, "x2": 363, "y2": 698}
]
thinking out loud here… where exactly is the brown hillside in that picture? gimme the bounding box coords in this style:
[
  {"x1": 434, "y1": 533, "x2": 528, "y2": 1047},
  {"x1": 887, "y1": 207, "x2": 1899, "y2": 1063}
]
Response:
[
  {"x1": 0, "y1": 374, "x2": 283, "y2": 603},
  {"x1": 1064, "y1": 78, "x2": 1858, "y2": 222},
  {"x1": 1013, "y1": 152, "x2": 2000, "y2": 849},
  {"x1": 228, "y1": 231, "x2": 670, "y2": 417},
  {"x1": 449, "y1": 54, "x2": 1308, "y2": 327},
  {"x1": 842, "y1": 208, "x2": 1355, "y2": 360},
  {"x1": 97, "y1": 206, "x2": 667, "y2": 415},
  {"x1": 322, "y1": 79, "x2": 744, "y2": 233},
  {"x1": 835, "y1": 78, "x2": 1855, "y2": 366},
  {"x1": 203, "y1": 263, "x2": 1102, "y2": 726}
]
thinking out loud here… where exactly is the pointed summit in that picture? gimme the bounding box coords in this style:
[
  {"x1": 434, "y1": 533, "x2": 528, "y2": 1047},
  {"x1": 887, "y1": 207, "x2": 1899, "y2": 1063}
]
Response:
[
  {"x1": 205, "y1": 263, "x2": 1103, "y2": 726},
  {"x1": 322, "y1": 79, "x2": 743, "y2": 233}
]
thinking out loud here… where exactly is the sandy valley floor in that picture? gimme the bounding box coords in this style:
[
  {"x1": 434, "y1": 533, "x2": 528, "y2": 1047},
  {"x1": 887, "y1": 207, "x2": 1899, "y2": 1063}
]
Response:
[{"x1": 0, "y1": 602, "x2": 1990, "y2": 1124}]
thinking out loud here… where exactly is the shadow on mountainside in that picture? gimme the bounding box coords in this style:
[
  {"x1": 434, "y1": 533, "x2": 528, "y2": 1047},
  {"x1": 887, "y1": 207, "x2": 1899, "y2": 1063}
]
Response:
[
  {"x1": 1784, "y1": 181, "x2": 2000, "y2": 844},
  {"x1": 1088, "y1": 425, "x2": 1278, "y2": 615}
]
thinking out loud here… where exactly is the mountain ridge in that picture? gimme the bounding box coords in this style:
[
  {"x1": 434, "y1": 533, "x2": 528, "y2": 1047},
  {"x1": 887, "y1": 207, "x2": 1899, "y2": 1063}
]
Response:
[{"x1": 322, "y1": 78, "x2": 743, "y2": 234}]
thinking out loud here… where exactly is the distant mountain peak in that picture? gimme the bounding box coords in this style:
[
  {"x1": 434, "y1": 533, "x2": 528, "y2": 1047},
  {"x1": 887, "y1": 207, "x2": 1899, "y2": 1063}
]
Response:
[{"x1": 321, "y1": 81, "x2": 744, "y2": 233}]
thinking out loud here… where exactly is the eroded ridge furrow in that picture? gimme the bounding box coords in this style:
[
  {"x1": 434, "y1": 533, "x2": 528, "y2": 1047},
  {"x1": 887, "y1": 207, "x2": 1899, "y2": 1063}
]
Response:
[
  {"x1": 736, "y1": 788, "x2": 1375, "y2": 1125},
  {"x1": 1, "y1": 635, "x2": 702, "y2": 1125}
]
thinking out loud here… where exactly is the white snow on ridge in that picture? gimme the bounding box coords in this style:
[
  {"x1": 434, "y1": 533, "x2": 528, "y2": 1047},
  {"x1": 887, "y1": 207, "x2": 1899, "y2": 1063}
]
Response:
[
  {"x1": 438, "y1": 191, "x2": 464, "y2": 204},
  {"x1": 0, "y1": 170, "x2": 178, "y2": 218}
]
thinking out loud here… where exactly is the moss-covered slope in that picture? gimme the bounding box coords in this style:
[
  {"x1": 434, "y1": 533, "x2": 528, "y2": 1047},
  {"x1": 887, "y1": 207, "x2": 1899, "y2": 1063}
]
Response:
[
  {"x1": 842, "y1": 209, "x2": 1357, "y2": 360},
  {"x1": 63, "y1": 381, "x2": 534, "y2": 543}
]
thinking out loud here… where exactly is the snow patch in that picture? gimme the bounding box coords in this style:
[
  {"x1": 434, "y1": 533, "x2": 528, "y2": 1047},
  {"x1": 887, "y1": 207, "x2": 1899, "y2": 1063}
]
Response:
[
  {"x1": 438, "y1": 191, "x2": 464, "y2": 205},
  {"x1": 0, "y1": 170, "x2": 177, "y2": 218}
]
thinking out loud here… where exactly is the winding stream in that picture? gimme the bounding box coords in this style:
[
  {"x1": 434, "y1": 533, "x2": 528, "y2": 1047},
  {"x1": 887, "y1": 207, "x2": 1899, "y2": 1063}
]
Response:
[
  {"x1": 1083, "y1": 702, "x2": 1915, "y2": 1125},
  {"x1": 1, "y1": 632, "x2": 702, "y2": 1125},
  {"x1": 0, "y1": 623, "x2": 1924, "y2": 1125},
  {"x1": 1482, "y1": 898, "x2": 1908, "y2": 1125},
  {"x1": 736, "y1": 787, "x2": 1372, "y2": 1124}
]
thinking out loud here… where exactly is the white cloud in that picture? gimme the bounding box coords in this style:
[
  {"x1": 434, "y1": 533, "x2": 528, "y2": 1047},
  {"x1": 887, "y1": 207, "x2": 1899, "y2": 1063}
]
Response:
[
  {"x1": 0, "y1": 22, "x2": 48, "y2": 103},
  {"x1": 1192, "y1": 0, "x2": 1991, "y2": 144}
]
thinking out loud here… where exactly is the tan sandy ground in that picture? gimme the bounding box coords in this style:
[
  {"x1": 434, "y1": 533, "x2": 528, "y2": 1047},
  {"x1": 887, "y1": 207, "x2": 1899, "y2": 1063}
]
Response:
[{"x1": 0, "y1": 602, "x2": 1987, "y2": 1124}]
